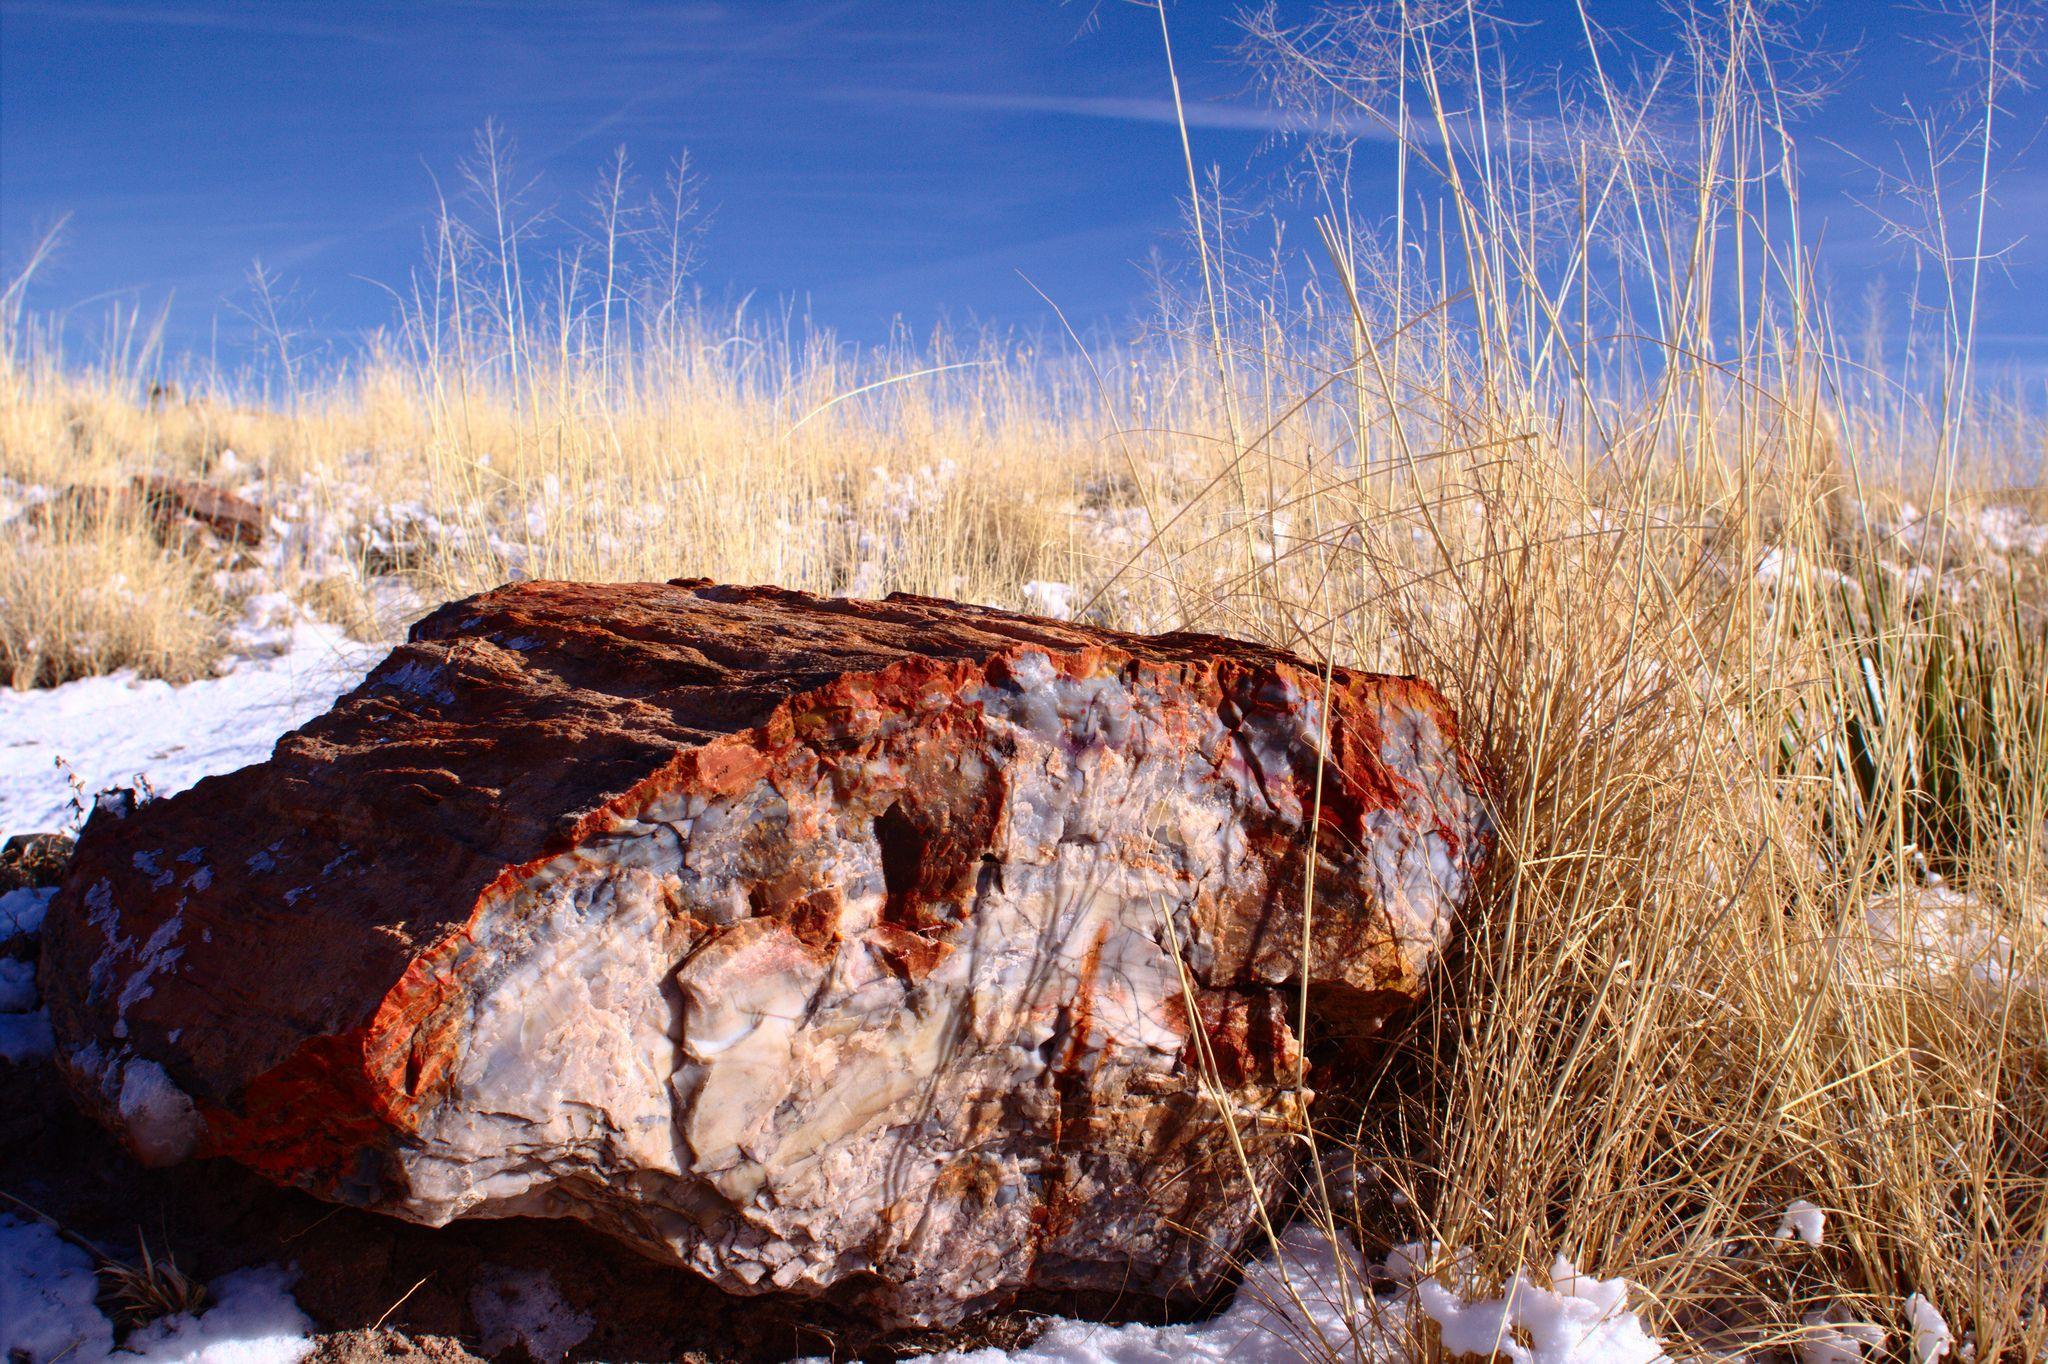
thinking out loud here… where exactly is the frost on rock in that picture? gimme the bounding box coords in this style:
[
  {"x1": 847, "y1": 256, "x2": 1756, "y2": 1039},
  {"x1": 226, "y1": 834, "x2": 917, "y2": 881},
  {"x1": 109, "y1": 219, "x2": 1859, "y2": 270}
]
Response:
[{"x1": 38, "y1": 581, "x2": 1491, "y2": 1328}]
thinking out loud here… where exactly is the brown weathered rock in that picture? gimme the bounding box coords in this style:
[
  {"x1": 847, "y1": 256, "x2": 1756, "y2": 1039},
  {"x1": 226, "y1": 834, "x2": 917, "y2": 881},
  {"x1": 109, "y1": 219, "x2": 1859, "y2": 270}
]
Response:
[
  {"x1": 135, "y1": 476, "x2": 267, "y2": 547},
  {"x1": 28, "y1": 476, "x2": 264, "y2": 548},
  {"x1": 40, "y1": 580, "x2": 1490, "y2": 1327},
  {"x1": 1, "y1": 832, "x2": 74, "y2": 893}
]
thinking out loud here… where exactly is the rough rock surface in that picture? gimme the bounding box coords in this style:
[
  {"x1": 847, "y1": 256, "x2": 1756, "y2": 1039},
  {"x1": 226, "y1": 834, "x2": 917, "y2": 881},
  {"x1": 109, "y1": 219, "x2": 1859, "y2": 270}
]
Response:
[
  {"x1": 136, "y1": 475, "x2": 267, "y2": 547},
  {"x1": 28, "y1": 475, "x2": 265, "y2": 548},
  {"x1": 39, "y1": 580, "x2": 1490, "y2": 1327}
]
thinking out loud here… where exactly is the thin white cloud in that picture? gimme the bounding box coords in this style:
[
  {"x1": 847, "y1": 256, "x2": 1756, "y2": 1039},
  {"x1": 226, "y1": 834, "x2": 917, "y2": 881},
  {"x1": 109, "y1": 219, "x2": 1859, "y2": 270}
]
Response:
[
  {"x1": 2, "y1": 1, "x2": 401, "y2": 44},
  {"x1": 828, "y1": 87, "x2": 1402, "y2": 143},
  {"x1": 826, "y1": 87, "x2": 1603, "y2": 162}
]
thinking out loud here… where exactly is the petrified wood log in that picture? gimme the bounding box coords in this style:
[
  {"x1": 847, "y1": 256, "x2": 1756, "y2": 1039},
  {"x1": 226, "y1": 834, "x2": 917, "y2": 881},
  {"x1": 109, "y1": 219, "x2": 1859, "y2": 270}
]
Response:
[
  {"x1": 28, "y1": 476, "x2": 265, "y2": 548},
  {"x1": 136, "y1": 475, "x2": 266, "y2": 548},
  {"x1": 40, "y1": 580, "x2": 1490, "y2": 1326}
]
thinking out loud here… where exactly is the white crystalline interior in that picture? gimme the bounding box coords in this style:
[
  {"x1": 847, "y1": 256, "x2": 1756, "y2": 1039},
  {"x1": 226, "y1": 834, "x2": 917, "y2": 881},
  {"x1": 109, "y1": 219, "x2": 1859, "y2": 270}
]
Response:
[{"x1": 392, "y1": 651, "x2": 1474, "y2": 1317}]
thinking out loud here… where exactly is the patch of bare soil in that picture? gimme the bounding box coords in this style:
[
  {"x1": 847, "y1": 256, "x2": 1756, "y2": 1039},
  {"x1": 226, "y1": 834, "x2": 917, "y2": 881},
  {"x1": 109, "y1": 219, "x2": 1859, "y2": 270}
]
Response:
[{"x1": 306, "y1": 1331, "x2": 483, "y2": 1364}]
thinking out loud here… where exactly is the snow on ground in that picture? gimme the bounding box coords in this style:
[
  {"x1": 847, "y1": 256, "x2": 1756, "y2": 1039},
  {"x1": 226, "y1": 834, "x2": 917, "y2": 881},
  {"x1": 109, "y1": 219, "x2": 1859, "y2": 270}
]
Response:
[
  {"x1": 0, "y1": 885, "x2": 57, "y2": 1061},
  {"x1": 1019, "y1": 580, "x2": 1079, "y2": 620},
  {"x1": 921, "y1": 1223, "x2": 1668, "y2": 1364},
  {"x1": 1905, "y1": 1294, "x2": 1956, "y2": 1364},
  {"x1": 1863, "y1": 885, "x2": 2044, "y2": 997},
  {"x1": 0, "y1": 1215, "x2": 316, "y2": 1364},
  {"x1": 0, "y1": 885, "x2": 54, "y2": 938},
  {"x1": 0, "y1": 610, "x2": 379, "y2": 838},
  {"x1": 1, "y1": 1210, "x2": 1673, "y2": 1364},
  {"x1": 1776, "y1": 1199, "x2": 1827, "y2": 1248},
  {"x1": 0, "y1": 984, "x2": 55, "y2": 1061},
  {"x1": 470, "y1": 1265, "x2": 597, "y2": 1362}
]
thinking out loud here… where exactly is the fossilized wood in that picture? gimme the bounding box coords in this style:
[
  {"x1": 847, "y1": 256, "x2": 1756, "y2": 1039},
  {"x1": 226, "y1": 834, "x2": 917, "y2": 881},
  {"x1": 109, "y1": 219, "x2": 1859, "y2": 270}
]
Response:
[
  {"x1": 28, "y1": 476, "x2": 265, "y2": 548},
  {"x1": 40, "y1": 580, "x2": 1490, "y2": 1326}
]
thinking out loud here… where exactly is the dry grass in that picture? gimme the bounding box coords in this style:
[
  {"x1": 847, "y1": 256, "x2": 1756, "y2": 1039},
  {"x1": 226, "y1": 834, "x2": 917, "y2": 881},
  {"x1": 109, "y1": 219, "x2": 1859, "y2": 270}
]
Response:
[
  {"x1": 0, "y1": 326, "x2": 1121, "y2": 666},
  {"x1": 1217, "y1": 3, "x2": 2048, "y2": 1358},
  {"x1": 3, "y1": 0, "x2": 2045, "y2": 1357},
  {"x1": 0, "y1": 496, "x2": 223, "y2": 688}
]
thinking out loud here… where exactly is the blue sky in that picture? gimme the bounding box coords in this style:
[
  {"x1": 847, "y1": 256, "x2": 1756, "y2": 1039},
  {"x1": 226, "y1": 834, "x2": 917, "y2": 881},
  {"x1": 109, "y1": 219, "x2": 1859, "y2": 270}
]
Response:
[{"x1": 2, "y1": 0, "x2": 2044, "y2": 376}]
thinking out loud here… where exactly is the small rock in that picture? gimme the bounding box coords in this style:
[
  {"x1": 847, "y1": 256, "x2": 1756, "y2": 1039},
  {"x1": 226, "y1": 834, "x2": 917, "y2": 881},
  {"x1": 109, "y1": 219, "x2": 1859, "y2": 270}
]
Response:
[
  {"x1": 0, "y1": 833, "x2": 74, "y2": 893},
  {"x1": 26, "y1": 476, "x2": 264, "y2": 548},
  {"x1": 135, "y1": 475, "x2": 266, "y2": 548}
]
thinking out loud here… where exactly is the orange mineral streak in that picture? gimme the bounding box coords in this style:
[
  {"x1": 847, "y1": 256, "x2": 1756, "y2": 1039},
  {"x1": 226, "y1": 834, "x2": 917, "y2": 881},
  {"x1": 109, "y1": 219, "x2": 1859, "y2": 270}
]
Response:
[
  {"x1": 198, "y1": 644, "x2": 1127, "y2": 1189},
  {"x1": 197, "y1": 635, "x2": 1472, "y2": 1200}
]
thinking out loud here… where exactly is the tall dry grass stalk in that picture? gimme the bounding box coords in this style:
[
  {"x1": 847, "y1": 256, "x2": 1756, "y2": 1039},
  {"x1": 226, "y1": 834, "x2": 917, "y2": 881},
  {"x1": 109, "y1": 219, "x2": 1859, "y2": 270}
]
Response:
[
  {"x1": 1, "y1": 0, "x2": 2044, "y2": 1356},
  {"x1": 1196, "y1": 2, "x2": 2047, "y2": 1357}
]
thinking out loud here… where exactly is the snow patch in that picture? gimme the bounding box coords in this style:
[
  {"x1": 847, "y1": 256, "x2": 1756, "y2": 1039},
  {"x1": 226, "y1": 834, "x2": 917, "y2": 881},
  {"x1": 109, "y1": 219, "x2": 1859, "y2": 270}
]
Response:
[
  {"x1": 2, "y1": 1215, "x2": 314, "y2": 1364},
  {"x1": 0, "y1": 1214, "x2": 115, "y2": 1363},
  {"x1": 116, "y1": 1055, "x2": 203, "y2": 1166},
  {"x1": 0, "y1": 1008, "x2": 55, "y2": 1062},
  {"x1": 930, "y1": 1223, "x2": 1667, "y2": 1363},
  {"x1": 1797, "y1": 1308, "x2": 1886, "y2": 1364},
  {"x1": 470, "y1": 1264, "x2": 596, "y2": 1363},
  {"x1": 0, "y1": 886, "x2": 56, "y2": 939},
  {"x1": 0, "y1": 942, "x2": 54, "y2": 1062},
  {"x1": 1776, "y1": 1199, "x2": 1826, "y2": 1247},
  {"x1": 0, "y1": 955, "x2": 36, "y2": 1012},
  {"x1": 0, "y1": 615, "x2": 378, "y2": 837},
  {"x1": 1905, "y1": 1293, "x2": 1954, "y2": 1363},
  {"x1": 114, "y1": 1265, "x2": 317, "y2": 1364},
  {"x1": 1020, "y1": 580, "x2": 1079, "y2": 620},
  {"x1": 1417, "y1": 1256, "x2": 1668, "y2": 1364},
  {"x1": 1863, "y1": 887, "x2": 2042, "y2": 996},
  {"x1": 1975, "y1": 505, "x2": 2048, "y2": 557}
]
